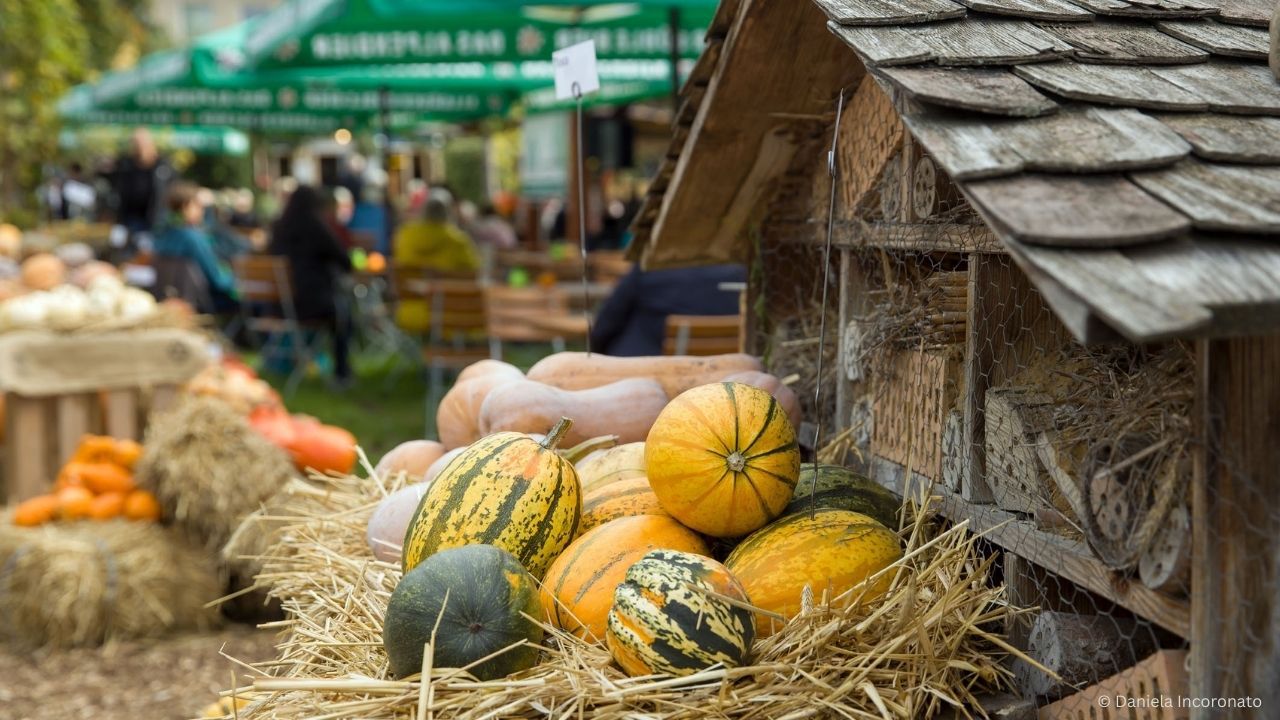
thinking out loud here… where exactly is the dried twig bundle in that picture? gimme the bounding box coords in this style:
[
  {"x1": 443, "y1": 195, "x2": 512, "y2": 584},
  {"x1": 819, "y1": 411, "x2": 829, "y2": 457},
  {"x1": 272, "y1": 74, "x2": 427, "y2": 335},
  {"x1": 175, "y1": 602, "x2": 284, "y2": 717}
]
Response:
[
  {"x1": 0, "y1": 519, "x2": 222, "y2": 648},
  {"x1": 213, "y1": 467, "x2": 1028, "y2": 719}
]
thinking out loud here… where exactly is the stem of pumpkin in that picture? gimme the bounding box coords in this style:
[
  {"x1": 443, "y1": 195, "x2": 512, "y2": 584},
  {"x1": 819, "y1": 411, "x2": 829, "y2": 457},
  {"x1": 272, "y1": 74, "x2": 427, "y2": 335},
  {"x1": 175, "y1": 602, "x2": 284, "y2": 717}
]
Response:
[
  {"x1": 726, "y1": 452, "x2": 747, "y2": 473},
  {"x1": 540, "y1": 417, "x2": 575, "y2": 451}
]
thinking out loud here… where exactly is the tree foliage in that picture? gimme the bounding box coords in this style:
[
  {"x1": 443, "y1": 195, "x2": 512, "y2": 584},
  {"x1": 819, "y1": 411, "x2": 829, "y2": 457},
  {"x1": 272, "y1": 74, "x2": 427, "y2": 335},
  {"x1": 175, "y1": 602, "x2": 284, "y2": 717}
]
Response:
[{"x1": 0, "y1": 0, "x2": 159, "y2": 224}]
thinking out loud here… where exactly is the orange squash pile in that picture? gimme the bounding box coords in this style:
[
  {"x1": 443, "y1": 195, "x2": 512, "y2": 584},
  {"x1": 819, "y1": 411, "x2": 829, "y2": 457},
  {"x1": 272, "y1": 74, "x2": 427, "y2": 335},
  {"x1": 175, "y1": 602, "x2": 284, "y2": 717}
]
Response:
[
  {"x1": 12, "y1": 435, "x2": 161, "y2": 526},
  {"x1": 249, "y1": 405, "x2": 358, "y2": 475}
]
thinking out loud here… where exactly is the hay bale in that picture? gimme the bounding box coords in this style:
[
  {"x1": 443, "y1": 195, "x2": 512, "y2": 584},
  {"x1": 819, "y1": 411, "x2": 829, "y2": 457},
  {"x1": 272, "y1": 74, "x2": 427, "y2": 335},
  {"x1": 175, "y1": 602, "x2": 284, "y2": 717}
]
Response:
[
  {"x1": 0, "y1": 520, "x2": 222, "y2": 649},
  {"x1": 137, "y1": 397, "x2": 295, "y2": 550},
  {"x1": 211, "y1": 472, "x2": 1035, "y2": 719}
]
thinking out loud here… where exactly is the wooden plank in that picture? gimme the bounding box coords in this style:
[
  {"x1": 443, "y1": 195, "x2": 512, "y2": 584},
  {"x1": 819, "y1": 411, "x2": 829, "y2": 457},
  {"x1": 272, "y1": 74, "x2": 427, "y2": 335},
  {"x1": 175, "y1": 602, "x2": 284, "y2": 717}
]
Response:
[
  {"x1": 55, "y1": 394, "x2": 92, "y2": 467},
  {"x1": 151, "y1": 384, "x2": 179, "y2": 416},
  {"x1": 963, "y1": 173, "x2": 1191, "y2": 247},
  {"x1": 876, "y1": 66, "x2": 1058, "y2": 117},
  {"x1": 104, "y1": 390, "x2": 139, "y2": 441},
  {"x1": 1155, "y1": 113, "x2": 1280, "y2": 163},
  {"x1": 645, "y1": 0, "x2": 863, "y2": 269},
  {"x1": 1045, "y1": 21, "x2": 1209, "y2": 63},
  {"x1": 998, "y1": 240, "x2": 1131, "y2": 344},
  {"x1": 829, "y1": 17, "x2": 1072, "y2": 67},
  {"x1": 0, "y1": 329, "x2": 209, "y2": 396},
  {"x1": 1216, "y1": 0, "x2": 1273, "y2": 27},
  {"x1": 903, "y1": 106, "x2": 1190, "y2": 180},
  {"x1": 685, "y1": 40, "x2": 721, "y2": 87},
  {"x1": 1130, "y1": 160, "x2": 1280, "y2": 234},
  {"x1": 813, "y1": 0, "x2": 966, "y2": 26},
  {"x1": 838, "y1": 75, "x2": 905, "y2": 214},
  {"x1": 1152, "y1": 61, "x2": 1280, "y2": 114},
  {"x1": 1014, "y1": 61, "x2": 1208, "y2": 111},
  {"x1": 871, "y1": 456, "x2": 1192, "y2": 637},
  {"x1": 953, "y1": 0, "x2": 1092, "y2": 21},
  {"x1": 1157, "y1": 19, "x2": 1271, "y2": 59},
  {"x1": 1192, "y1": 335, "x2": 1280, "y2": 718},
  {"x1": 4, "y1": 395, "x2": 51, "y2": 503},
  {"x1": 1067, "y1": 0, "x2": 1217, "y2": 18}
]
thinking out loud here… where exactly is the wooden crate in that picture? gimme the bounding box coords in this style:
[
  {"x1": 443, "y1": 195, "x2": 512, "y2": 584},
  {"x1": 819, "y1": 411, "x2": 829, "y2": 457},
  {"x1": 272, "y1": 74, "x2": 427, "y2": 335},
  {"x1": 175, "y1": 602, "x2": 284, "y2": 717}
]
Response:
[
  {"x1": 871, "y1": 346, "x2": 964, "y2": 481},
  {"x1": 1039, "y1": 650, "x2": 1190, "y2": 720},
  {"x1": 0, "y1": 329, "x2": 210, "y2": 502}
]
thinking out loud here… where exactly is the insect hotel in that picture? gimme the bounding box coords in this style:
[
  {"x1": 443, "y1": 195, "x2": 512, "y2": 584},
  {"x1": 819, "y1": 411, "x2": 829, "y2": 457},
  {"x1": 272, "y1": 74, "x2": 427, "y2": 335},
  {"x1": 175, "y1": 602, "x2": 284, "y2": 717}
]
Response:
[{"x1": 631, "y1": 0, "x2": 1280, "y2": 716}]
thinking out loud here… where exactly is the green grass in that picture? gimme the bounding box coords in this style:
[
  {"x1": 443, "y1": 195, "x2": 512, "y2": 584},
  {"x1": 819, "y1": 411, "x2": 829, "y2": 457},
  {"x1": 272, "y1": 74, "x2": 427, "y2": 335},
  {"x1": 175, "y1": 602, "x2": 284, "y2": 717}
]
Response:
[{"x1": 253, "y1": 344, "x2": 557, "y2": 462}]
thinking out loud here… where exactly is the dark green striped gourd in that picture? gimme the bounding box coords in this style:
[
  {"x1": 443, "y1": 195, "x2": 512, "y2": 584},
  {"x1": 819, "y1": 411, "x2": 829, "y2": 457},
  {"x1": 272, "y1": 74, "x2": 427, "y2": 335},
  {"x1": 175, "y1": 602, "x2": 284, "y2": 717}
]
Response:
[
  {"x1": 402, "y1": 418, "x2": 582, "y2": 578},
  {"x1": 606, "y1": 549, "x2": 754, "y2": 677},
  {"x1": 383, "y1": 544, "x2": 542, "y2": 680},
  {"x1": 783, "y1": 464, "x2": 901, "y2": 529}
]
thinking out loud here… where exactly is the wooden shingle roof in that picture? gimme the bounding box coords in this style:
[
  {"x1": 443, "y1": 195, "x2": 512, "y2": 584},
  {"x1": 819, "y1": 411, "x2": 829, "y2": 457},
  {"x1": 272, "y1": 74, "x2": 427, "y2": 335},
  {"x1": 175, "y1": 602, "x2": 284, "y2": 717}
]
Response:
[{"x1": 817, "y1": 0, "x2": 1280, "y2": 342}]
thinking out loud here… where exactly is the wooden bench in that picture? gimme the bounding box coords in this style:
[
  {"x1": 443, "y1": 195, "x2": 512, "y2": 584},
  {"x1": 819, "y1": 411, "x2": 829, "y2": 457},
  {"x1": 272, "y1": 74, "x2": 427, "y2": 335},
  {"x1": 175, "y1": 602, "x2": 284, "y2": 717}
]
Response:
[{"x1": 663, "y1": 314, "x2": 744, "y2": 356}]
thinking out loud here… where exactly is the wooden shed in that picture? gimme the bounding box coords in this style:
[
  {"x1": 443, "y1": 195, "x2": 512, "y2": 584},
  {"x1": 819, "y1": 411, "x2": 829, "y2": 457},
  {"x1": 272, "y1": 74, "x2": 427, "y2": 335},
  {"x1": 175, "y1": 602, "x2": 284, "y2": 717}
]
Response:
[{"x1": 631, "y1": 0, "x2": 1280, "y2": 716}]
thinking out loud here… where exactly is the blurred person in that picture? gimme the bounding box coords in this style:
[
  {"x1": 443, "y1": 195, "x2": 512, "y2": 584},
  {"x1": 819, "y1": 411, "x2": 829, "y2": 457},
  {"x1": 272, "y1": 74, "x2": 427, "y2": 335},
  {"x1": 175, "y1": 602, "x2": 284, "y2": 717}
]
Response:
[
  {"x1": 321, "y1": 187, "x2": 355, "y2": 250},
  {"x1": 589, "y1": 264, "x2": 747, "y2": 357},
  {"x1": 153, "y1": 182, "x2": 237, "y2": 313},
  {"x1": 269, "y1": 186, "x2": 354, "y2": 384},
  {"x1": 228, "y1": 188, "x2": 260, "y2": 229},
  {"x1": 107, "y1": 128, "x2": 175, "y2": 235},
  {"x1": 348, "y1": 183, "x2": 390, "y2": 254},
  {"x1": 392, "y1": 189, "x2": 480, "y2": 331},
  {"x1": 468, "y1": 204, "x2": 518, "y2": 251},
  {"x1": 338, "y1": 154, "x2": 367, "y2": 200},
  {"x1": 62, "y1": 163, "x2": 97, "y2": 220}
]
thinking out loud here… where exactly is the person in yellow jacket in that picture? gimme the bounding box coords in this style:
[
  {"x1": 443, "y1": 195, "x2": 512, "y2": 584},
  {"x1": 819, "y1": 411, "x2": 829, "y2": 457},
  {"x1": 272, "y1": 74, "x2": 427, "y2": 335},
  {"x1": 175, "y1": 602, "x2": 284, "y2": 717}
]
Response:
[{"x1": 393, "y1": 190, "x2": 480, "y2": 331}]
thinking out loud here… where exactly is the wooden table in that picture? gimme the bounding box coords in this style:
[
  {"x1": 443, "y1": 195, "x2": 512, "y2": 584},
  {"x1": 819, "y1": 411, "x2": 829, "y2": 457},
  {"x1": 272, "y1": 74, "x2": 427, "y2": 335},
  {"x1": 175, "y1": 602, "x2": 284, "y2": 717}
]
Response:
[{"x1": 526, "y1": 313, "x2": 592, "y2": 338}]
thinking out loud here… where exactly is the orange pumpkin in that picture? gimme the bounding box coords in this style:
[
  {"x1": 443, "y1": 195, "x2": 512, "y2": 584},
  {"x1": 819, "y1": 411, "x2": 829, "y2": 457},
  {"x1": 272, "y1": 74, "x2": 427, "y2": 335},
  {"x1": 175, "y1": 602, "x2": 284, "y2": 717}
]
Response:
[
  {"x1": 79, "y1": 462, "x2": 135, "y2": 495},
  {"x1": 88, "y1": 492, "x2": 127, "y2": 520},
  {"x1": 374, "y1": 440, "x2": 446, "y2": 480},
  {"x1": 286, "y1": 417, "x2": 357, "y2": 475},
  {"x1": 112, "y1": 439, "x2": 143, "y2": 470},
  {"x1": 71, "y1": 435, "x2": 120, "y2": 465},
  {"x1": 249, "y1": 405, "x2": 298, "y2": 448},
  {"x1": 13, "y1": 494, "x2": 59, "y2": 526},
  {"x1": 646, "y1": 382, "x2": 801, "y2": 538},
  {"x1": 57, "y1": 486, "x2": 95, "y2": 520},
  {"x1": 579, "y1": 477, "x2": 669, "y2": 533},
  {"x1": 20, "y1": 253, "x2": 66, "y2": 290},
  {"x1": 123, "y1": 490, "x2": 162, "y2": 521}
]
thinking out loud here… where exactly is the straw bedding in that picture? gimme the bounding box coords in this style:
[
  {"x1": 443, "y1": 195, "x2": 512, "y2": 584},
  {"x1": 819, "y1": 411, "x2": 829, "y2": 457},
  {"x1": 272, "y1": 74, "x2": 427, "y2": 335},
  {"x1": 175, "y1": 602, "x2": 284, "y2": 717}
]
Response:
[
  {"x1": 136, "y1": 397, "x2": 296, "y2": 551},
  {"x1": 215, "y1": 460, "x2": 1032, "y2": 719},
  {"x1": 0, "y1": 519, "x2": 222, "y2": 649}
]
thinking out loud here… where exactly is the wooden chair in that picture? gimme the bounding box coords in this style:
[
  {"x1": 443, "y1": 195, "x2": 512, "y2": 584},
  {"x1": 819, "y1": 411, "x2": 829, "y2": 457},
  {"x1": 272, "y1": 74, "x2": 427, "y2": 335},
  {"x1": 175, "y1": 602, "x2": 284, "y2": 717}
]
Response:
[
  {"x1": 663, "y1": 314, "x2": 743, "y2": 356},
  {"x1": 484, "y1": 286, "x2": 574, "y2": 360},
  {"x1": 588, "y1": 250, "x2": 633, "y2": 285},
  {"x1": 232, "y1": 255, "x2": 323, "y2": 397},
  {"x1": 393, "y1": 267, "x2": 489, "y2": 423}
]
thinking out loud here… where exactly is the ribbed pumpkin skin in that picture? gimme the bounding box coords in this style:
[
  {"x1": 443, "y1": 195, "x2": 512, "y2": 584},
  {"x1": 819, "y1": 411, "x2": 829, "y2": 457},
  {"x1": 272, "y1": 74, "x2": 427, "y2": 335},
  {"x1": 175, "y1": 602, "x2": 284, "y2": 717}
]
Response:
[
  {"x1": 402, "y1": 429, "x2": 581, "y2": 578},
  {"x1": 725, "y1": 509, "x2": 902, "y2": 635},
  {"x1": 645, "y1": 383, "x2": 800, "y2": 538},
  {"x1": 383, "y1": 545, "x2": 542, "y2": 680},
  {"x1": 576, "y1": 442, "x2": 646, "y2": 495},
  {"x1": 783, "y1": 465, "x2": 901, "y2": 529},
  {"x1": 579, "y1": 477, "x2": 669, "y2": 533},
  {"x1": 606, "y1": 549, "x2": 754, "y2": 677},
  {"x1": 541, "y1": 515, "x2": 708, "y2": 640}
]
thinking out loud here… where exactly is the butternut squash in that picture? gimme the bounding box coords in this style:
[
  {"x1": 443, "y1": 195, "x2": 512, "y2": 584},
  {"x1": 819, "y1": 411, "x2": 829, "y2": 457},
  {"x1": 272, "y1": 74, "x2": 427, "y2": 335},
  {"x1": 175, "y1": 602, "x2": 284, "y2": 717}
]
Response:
[
  {"x1": 436, "y1": 375, "x2": 522, "y2": 449},
  {"x1": 456, "y1": 359, "x2": 523, "y2": 385},
  {"x1": 721, "y1": 371, "x2": 803, "y2": 429},
  {"x1": 479, "y1": 379, "x2": 668, "y2": 446},
  {"x1": 526, "y1": 352, "x2": 762, "y2": 399}
]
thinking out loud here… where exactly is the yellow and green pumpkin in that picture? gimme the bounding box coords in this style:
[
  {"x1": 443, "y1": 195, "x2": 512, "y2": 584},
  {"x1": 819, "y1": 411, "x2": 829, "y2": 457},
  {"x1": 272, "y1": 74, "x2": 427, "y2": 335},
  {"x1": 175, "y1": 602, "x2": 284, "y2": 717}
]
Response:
[
  {"x1": 579, "y1": 476, "x2": 669, "y2": 533},
  {"x1": 645, "y1": 382, "x2": 800, "y2": 538},
  {"x1": 576, "y1": 441, "x2": 646, "y2": 494},
  {"x1": 383, "y1": 544, "x2": 542, "y2": 680},
  {"x1": 606, "y1": 549, "x2": 754, "y2": 677},
  {"x1": 402, "y1": 418, "x2": 581, "y2": 577},
  {"x1": 541, "y1": 514, "x2": 708, "y2": 641},
  {"x1": 783, "y1": 464, "x2": 901, "y2": 529},
  {"x1": 725, "y1": 509, "x2": 902, "y2": 635}
]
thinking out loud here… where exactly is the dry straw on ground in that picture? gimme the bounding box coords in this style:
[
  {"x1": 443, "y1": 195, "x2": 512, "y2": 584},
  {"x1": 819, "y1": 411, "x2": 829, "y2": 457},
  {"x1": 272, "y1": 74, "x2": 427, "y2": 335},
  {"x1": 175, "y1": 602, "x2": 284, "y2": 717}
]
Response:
[
  {"x1": 136, "y1": 396, "x2": 296, "y2": 551},
  {"x1": 0, "y1": 519, "x2": 222, "y2": 648},
  {"x1": 212, "y1": 457, "x2": 1034, "y2": 719}
]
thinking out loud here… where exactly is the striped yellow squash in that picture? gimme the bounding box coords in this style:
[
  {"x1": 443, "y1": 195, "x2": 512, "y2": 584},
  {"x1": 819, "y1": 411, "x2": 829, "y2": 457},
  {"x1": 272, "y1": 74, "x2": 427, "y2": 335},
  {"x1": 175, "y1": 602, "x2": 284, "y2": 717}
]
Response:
[
  {"x1": 606, "y1": 549, "x2": 754, "y2": 677},
  {"x1": 541, "y1": 515, "x2": 708, "y2": 640},
  {"x1": 646, "y1": 382, "x2": 800, "y2": 538},
  {"x1": 579, "y1": 476, "x2": 669, "y2": 533},
  {"x1": 725, "y1": 509, "x2": 902, "y2": 635},
  {"x1": 401, "y1": 418, "x2": 581, "y2": 578}
]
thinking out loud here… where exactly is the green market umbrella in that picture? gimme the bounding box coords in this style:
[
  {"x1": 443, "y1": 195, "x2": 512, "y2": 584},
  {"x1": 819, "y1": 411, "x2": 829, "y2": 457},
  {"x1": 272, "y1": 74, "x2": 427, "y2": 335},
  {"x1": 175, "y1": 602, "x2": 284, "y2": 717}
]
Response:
[{"x1": 242, "y1": 0, "x2": 715, "y2": 69}]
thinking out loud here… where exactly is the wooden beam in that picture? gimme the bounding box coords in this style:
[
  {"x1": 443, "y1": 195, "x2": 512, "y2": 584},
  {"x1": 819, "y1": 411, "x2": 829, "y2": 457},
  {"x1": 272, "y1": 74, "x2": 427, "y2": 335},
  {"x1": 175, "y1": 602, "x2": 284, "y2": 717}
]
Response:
[
  {"x1": 1191, "y1": 335, "x2": 1280, "y2": 719},
  {"x1": 644, "y1": 0, "x2": 863, "y2": 269}
]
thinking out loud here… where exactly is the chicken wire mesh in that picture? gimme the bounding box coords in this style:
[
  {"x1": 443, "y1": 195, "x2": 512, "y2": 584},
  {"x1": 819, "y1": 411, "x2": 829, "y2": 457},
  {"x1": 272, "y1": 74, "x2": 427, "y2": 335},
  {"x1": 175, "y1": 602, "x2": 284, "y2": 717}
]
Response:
[{"x1": 742, "y1": 84, "x2": 1277, "y2": 716}]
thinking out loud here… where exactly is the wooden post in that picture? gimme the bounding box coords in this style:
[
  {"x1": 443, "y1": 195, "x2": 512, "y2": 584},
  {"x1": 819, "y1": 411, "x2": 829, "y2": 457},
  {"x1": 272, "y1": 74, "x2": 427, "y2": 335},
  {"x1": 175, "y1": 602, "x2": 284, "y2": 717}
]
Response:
[
  {"x1": 1191, "y1": 335, "x2": 1280, "y2": 719},
  {"x1": 55, "y1": 394, "x2": 93, "y2": 466},
  {"x1": 4, "y1": 395, "x2": 51, "y2": 502}
]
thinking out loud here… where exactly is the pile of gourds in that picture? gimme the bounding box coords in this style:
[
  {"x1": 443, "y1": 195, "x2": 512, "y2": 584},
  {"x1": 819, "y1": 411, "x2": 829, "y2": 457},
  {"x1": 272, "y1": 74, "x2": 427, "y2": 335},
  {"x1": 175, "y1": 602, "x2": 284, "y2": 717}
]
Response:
[
  {"x1": 0, "y1": 253, "x2": 161, "y2": 332},
  {"x1": 370, "y1": 352, "x2": 906, "y2": 681},
  {"x1": 12, "y1": 435, "x2": 161, "y2": 526}
]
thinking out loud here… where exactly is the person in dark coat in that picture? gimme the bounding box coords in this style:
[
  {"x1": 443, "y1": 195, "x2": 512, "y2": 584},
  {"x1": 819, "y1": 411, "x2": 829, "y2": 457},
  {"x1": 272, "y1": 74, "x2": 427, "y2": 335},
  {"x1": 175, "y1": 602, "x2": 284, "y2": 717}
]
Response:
[
  {"x1": 268, "y1": 185, "x2": 355, "y2": 383},
  {"x1": 589, "y1": 263, "x2": 746, "y2": 357},
  {"x1": 107, "y1": 128, "x2": 175, "y2": 235}
]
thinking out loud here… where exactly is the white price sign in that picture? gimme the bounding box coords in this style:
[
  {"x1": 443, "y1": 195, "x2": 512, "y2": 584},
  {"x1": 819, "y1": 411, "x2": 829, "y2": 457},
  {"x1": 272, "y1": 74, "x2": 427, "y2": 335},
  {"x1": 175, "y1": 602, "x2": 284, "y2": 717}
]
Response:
[{"x1": 552, "y1": 40, "x2": 600, "y2": 101}]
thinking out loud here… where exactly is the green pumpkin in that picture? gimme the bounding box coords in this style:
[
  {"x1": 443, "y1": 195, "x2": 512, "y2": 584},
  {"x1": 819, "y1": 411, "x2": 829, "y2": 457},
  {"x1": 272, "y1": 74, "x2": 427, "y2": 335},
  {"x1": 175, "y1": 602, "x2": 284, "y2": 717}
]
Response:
[
  {"x1": 783, "y1": 465, "x2": 900, "y2": 529},
  {"x1": 383, "y1": 545, "x2": 543, "y2": 680}
]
